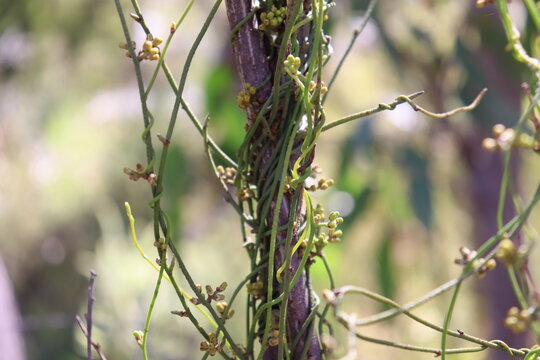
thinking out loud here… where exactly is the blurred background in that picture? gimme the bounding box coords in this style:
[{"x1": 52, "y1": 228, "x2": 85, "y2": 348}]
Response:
[{"x1": 1, "y1": 0, "x2": 539, "y2": 359}]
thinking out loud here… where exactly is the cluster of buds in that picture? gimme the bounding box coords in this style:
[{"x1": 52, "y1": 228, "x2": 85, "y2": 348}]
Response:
[
  {"x1": 471, "y1": 257, "x2": 496, "y2": 278},
  {"x1": 124, "y1": 163, "x2": 157, "y2": 186},
  {"x1": 283, "y1": 176, "x2": 293, "y2": 193},
  {"x1": 311, "y1": 205, "x2": 328, "y2": 253},
  {"x1": 496, "y1": 235, "x2": 518, "y2": 266},
  {"x1": 200, "y1": 332, "x2": 222, "y2": 356},
  {"x1": 236, "y1": 187, "x2": 255, "y2": 201},
  {"x1": 153, "y1": 237, "x2": 167, "y2": 252},
  {"x1": 284, "y1": 172, "x2": 325, "y2": 193},
  {"x1": 313, "y1": 204, "x2": 325, "y2": 223},
  {"x1": 314, "y1": 207, "x2": 344, "y2": 244},
  {"x1": 246, "y1": 280, "x2": 265, "y2": 298},
  {"x1": 284, "y1": 54, "x2": 301, "y2": 76},
  {"x1": 454, "y1": 246, "x2": 496, "y2": 278},
  {"x1": 314, "y1": 234, "x2": 328, "y2": 254},
  {"x1": 306, "y1": 167, "x2": 334, "y2": 191},
  {"x1": 326, "y1": 211, "x2": 344, "y2": 243},
  {"x1": 482, "y1": 124, "x2": 534, "y2": 152},
  {"x1": 309, "y1": 80, "x2": 328, "y2": 96},
  {"x1": 141, "y1": 34, "x2": 162, "y2": 61},
  {"x1": 504, "y1": 306, "x2": 532, "y2": 333},
  {"x1": 215, "y1": 301, "x2": 235, "y2": 319},
  {"x1": 267, "y1": 329, "x2": 280, "y2": 347},
  {"x1": 236, "y1": 83, "x2": 257, "y2": 109},
  {"x1": 454, "y1": 246, "x2": 476, "y2": 266},
  {"x1": 258, "y1": 6, "x2": 286, "y2": 31},
  {"x1": 217, "y1": 165, "x2": 253, "y2": 201},
  {"x1": 475, "y1": 0, "x2": 495, "y2": 7},
  {"x1": 120, "y1": 34, "x2": 163, "y2": 61},
  {"x1": 133, "y1": 330, "x2": 144, "y2": 346},
  {"x1": 216, "y1": 165, "x2": 237, "y2": 185},
  {"x1": 307, "y1": 177, "x2": 335, "y2": 192},
  {"x1": 190, "y1": 282, "x2": 227, "y2": 305}
]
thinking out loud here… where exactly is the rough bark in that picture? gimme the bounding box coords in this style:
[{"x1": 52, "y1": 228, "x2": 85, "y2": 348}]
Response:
[
  {"x1": 224, "y1": 1, "x2": 322, "y2": 358},
  {"x1": 225, "y1": 0, "x2": 272, "y2": 101}
]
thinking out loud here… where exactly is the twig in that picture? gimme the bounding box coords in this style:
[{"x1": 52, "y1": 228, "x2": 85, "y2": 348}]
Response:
[
  {"x1": 401, "y1": 87, "x2": 487, "y2": 118},
  {"x1": 331, "y1": 285, "x2": 528, "y2": 357},
  {"x1": 337, "y1": 314, "x2": 487, "y2": 358},
  {"x1": 114, "y1": 0, "x2": 155, "y2": 165},
  {"x1": 76, "y1": 270, "x2": 107, "y2": 360},
  {"x1": 321, "y1": 91, "x2": 424, "y2": 132},
  {"x1": 76, "y1": 316, "x2": 108, "y2": 360},
  {"x1": 322, "y1": 88, "x2": 487, "y2": 132},
  {"x1": 86, "y1": 270, "x2": 97, "y2": 360}
]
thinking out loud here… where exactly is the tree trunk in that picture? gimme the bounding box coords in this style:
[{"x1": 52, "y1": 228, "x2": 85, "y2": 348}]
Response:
[{"x1": 225, "y1": 1, "x2": 322, "y2": 358}]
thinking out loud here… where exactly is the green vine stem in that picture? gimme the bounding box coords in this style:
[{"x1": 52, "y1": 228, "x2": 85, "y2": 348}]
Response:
[
  {"x1": 124, "y1": 202, "x2": 219, "y2": 326},
  {"x1": 115, "y1": 0, "x2": 245, "y2": 358},
  {"x1": 496, "y1": 83, "x2": 540, "y2": 229},
  {"x1": 115, "y1": 0, "x2": 540, "y2": 358},
  {"x1": 322, "y1": 88, "x2": 486, "y2": 132},
  {"x1": 492, "y1": 2, "x2": 540, "y2": 343},
  {"x1": 523, "y1": 0, "x2": 540, "y2": 32},
  {"x1": 144, "y1": 0, "x2": 196, "y2": 96},
  {"x1": 141, "y1": 255, "x2": 166, "y2": 360},
  {"x1": 496, "y1": 0, "x2": 540, "y2": 72},
  {"x1": 325, "y1": 185, "x2": 539, "y2": 359},
  {"x1": 441, "y1": 185, "x2": 540, "y2": 359}
]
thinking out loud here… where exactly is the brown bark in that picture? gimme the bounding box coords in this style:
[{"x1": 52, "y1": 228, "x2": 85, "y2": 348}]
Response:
[
  {"x1": 224, "y1": 1, "x2": 322, "y2": 358},
  {"x1": 225, "y1": 0, "x2": 271, "y2": 101}
]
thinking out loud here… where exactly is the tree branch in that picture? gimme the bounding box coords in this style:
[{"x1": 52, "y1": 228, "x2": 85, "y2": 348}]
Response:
[{"x1": 76, "y1": 270, "x2": 107, "y2": 360}]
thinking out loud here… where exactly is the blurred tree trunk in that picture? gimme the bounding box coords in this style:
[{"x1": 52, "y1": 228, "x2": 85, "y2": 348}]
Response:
[
  {"x1": 0, "y1": 255, "x2": 26, "y2": 360},
  {"x1": 459, "y1": 129, "x2": 526, "y2": 355},
  {"x1": 421, "y1": 15, "x2": 527, "y2": 357},
  {"x1": 224, "y1": 1, "x2": 322, "y2": 358},
  {"x1": 372, "y1": 1, "x2": 528, "y2": 356},
  {"x1": 456, "y1": 5, "x2": 527, "y2": 354}
]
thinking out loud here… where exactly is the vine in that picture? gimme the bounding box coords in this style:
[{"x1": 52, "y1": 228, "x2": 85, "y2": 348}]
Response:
[{"x1": 111, "y1": 0, "x2": 540, "y2": 359}]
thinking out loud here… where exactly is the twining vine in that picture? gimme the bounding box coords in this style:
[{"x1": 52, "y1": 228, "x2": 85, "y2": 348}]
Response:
[{"x1": 109, "y1": 0, "x2": 540, "y2": 359}]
